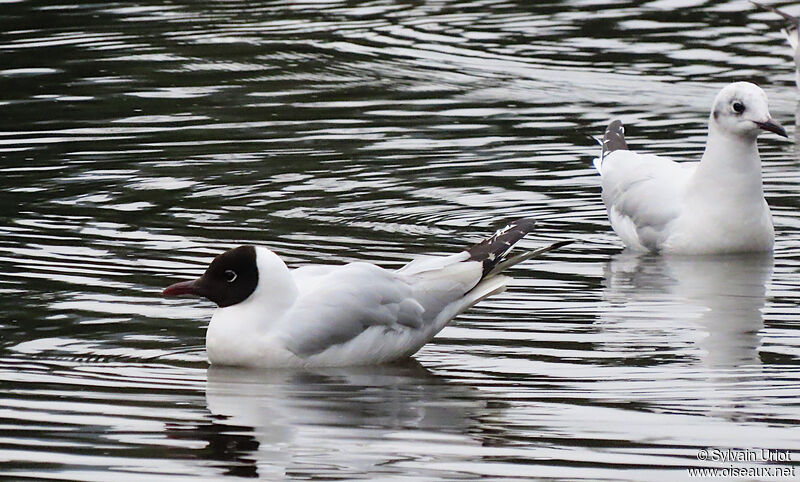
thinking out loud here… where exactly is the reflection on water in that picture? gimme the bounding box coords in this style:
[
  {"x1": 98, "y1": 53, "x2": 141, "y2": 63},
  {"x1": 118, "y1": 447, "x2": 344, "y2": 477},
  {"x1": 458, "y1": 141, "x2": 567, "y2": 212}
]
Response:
[
  {"x1": 198, "y1": 362, "x2": 491, "y2": 479},
  {"x1": 600, "y1": 253, "x2": 781, "y2": 424},
  {"x1": 1, "y1": 0, "x2": 800, "y2": 480},
  {"x1": 602, "y1": 253, "x2": 773, "y2": 368}
]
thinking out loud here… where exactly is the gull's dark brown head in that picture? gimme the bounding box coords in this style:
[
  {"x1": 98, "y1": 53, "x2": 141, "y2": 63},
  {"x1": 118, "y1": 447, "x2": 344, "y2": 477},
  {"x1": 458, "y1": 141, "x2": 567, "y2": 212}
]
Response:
[{"x1": 163, "y1": 245, "x2": 259, "y2": 308}]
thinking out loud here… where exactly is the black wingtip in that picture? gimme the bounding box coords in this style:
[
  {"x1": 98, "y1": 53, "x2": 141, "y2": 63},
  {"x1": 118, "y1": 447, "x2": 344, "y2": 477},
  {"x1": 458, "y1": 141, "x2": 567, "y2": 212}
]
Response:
[
  {"x1": 547, "y1": 240, "x2": 574, "y2": 251},
  {"x1": 751, "y1": 1, "x2": 800, "y2": 25},
  {"x1": 466, "y1": 218, "x2": 538, "y2": 277},
  {"x1": 601, "y1": 119, "x2": 628, "y2": 160},
  {"x1": 482, "y1": 237, "x2": 574, "y2": 279}
]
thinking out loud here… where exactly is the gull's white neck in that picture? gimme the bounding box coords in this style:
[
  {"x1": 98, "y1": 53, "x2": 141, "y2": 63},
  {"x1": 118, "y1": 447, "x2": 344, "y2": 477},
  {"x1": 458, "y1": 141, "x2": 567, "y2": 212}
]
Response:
[
  {"x1": 692, "y1": 122, "x2": 764, "y2": 199},
  {"x1": 206, "y1": 248, "x2": 298, "y2": 365},
  {"x1": 249, "y1": 248, "x2": 298, "y2": 312}
]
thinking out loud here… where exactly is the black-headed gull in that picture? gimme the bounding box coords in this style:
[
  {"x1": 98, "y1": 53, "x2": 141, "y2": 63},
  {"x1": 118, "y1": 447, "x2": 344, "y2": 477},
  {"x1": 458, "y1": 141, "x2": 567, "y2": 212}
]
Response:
[
  {"x1": 593, "y1": 82, "x2": 787, "y2": 254},
  {"x1": 163, "y1": 219, "x2": 571, "y2": 367},
  {"x1": 751, "y1": 1, "x2": 800, "y2": 87}
]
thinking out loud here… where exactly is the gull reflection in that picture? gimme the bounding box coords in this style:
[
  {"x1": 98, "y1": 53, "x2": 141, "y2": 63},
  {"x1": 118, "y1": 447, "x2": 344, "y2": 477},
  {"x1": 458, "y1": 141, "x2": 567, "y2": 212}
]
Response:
[
  {"x1": 601, "y1": 252, "x2": 773, "y2": 369},
  {"x1": 182, "y1": 360, "x2": 493, "y2": 478}
]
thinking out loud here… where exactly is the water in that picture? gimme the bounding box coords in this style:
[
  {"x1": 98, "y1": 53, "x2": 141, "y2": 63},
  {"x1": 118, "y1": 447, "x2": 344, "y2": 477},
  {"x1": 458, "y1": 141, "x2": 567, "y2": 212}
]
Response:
[{"x1": 1, "y1": 0, "x2": 799, "y2": 480}]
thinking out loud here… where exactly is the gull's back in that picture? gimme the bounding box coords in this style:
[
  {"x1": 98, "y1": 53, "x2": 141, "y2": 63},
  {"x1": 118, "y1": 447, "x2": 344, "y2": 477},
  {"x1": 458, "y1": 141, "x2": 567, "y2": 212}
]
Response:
[{"x1": 596, "y1": 148, "x2": 696, "y2": 251}]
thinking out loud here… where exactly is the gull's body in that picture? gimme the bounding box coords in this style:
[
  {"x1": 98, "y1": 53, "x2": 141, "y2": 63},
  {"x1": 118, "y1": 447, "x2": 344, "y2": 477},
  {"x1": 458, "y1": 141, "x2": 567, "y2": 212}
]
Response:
[
  {"x1": 164, "y1": 219, "x2": 569, "y2": 367},
  {"x1": 752, "y1": 1, "x2": 800, "y2": 88},
  {"x1": 593, "y1": 82, "x2": 786, "y2": 254},
  {"x1": 204, "y1": 255, "x2": 484, "y2": 368}
]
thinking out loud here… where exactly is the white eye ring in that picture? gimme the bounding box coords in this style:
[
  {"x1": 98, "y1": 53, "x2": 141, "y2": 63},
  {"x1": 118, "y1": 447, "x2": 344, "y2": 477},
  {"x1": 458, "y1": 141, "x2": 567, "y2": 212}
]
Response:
[
  {"x1": 224, "y1": 270, "x2": 237, "y2": 283},
  {"x1": 732, "y1": 101, "x2": 745, "y2": 114}
]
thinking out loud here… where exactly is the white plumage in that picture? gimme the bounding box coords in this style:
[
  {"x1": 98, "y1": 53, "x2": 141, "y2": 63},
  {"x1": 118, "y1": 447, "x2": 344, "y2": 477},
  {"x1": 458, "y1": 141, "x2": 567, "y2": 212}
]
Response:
[
  {"x1": 164, "y1": 219, "x2": 569, "y2": 367},
  {"x1": 594, "y1": 82, "x2": 787, "y2": 254}
]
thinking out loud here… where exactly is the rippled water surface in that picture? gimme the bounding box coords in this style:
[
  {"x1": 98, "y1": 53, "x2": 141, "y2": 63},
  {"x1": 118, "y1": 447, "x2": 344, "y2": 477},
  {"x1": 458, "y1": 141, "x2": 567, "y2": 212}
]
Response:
[{"x1": 2, "y1": 0, "x2": 800, "y2": 480}]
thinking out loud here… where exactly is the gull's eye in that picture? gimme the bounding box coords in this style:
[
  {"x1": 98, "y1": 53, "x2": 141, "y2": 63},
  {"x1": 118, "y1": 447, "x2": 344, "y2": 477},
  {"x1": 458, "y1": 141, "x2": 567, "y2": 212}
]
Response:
[
  {"x1": 224, "y1": 269, "x2": 237, "y2": 283},
  {"x1": 732, "y1": 101, "x2": 745, "y2": 114}
]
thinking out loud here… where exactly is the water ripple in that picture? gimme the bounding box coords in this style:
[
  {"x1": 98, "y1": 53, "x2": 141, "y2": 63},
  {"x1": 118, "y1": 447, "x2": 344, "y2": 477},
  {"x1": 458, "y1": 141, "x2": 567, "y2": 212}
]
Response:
[{"x1": 1, "y1": 0, "x2": 800, "y2": 480}]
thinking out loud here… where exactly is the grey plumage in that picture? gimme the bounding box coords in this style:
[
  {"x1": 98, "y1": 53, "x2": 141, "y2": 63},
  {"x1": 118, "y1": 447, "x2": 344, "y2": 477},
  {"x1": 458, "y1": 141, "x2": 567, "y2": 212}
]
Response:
[{"x1": 601, "y1": 119, "x2": 628, "y2": 162}]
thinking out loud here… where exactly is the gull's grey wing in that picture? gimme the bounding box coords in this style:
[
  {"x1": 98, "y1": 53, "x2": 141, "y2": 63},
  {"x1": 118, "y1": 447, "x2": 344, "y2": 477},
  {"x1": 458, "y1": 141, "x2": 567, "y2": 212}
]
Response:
[
  {"x1": 284, "y1": 260, "x2": 480, "y2": 358},
  {"x1": 599, "y1": 150, "x2": 695, "y2": 251},
  {"x1": 284, "y1": 262, "x2": 425, "y2": 357},
  {"x1": 601, "y1": 119, "x2": 628, "y2": 161}
]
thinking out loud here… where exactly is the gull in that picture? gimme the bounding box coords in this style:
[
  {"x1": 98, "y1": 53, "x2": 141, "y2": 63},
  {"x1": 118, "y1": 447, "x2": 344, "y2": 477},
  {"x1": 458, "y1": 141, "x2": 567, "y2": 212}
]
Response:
[
  {"x1": 751, "y1": 1, "x2": 800, "y2": 87},
  {"x1": 593, "y1": 82, "x2": 787, "y2": 254},
  {"x1": 163, "y1": 219, "x2": 571, "y2": 367}
]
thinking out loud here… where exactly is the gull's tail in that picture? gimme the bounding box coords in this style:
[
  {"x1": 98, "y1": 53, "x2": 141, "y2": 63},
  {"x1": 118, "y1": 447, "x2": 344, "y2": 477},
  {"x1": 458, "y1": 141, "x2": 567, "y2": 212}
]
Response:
[
  {"x1": 425, "y1": 218, "x2": 572, "y2": 328},
  {"x1": 466, "y1": 218, "x2": 572, "y2": 280},
  {"x1": 398, "y1": 218, "x2": 572, "y2": 339},
  {"x1": 602, "y1": 119, "x2": 628, "y2": 160},
  {"x1": 593, "y1": 119, "x2": 628, "y2": 174}
]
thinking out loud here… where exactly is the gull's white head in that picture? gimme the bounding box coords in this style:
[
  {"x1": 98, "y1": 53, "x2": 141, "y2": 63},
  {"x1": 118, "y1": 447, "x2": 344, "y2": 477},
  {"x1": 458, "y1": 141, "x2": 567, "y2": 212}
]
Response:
[{"x1": 709, "y1": 82, "x2": 787, "y2": 140}]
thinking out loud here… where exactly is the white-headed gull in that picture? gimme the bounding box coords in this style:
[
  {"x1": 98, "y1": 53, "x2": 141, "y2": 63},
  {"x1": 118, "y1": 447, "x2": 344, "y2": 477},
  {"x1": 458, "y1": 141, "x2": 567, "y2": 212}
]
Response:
[
  {"x1": 593, "y1": 82, "x2": 787, "y2": 254},
  {"x1": 751, "y1": 1, "x2": 800, "y2": 87},
  {"x1": 163, "y1": 219, "x2": 571, "y2": 367}
]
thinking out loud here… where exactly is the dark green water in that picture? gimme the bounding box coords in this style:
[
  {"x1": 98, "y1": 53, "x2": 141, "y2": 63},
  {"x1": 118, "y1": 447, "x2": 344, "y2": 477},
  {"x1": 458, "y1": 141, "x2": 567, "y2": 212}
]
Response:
[{"x1": 1, "y1": 1, "x2": 799, "y2": 480}]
